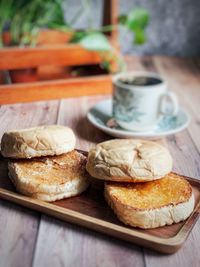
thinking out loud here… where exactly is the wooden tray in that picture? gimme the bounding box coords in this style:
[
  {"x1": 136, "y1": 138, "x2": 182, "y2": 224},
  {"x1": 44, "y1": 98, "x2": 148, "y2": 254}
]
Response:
[{"x1": 0, "y1": 153, "x2": 200, "y2": 254}]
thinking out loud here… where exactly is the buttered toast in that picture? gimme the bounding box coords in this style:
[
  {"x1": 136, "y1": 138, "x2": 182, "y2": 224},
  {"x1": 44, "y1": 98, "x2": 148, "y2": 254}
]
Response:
[
  {"x1": 105, "y1": 173, "x2": 194, "y2": 229},
  {"x1": 8, "y1": 150, "x2": 90, "y2": 202}
]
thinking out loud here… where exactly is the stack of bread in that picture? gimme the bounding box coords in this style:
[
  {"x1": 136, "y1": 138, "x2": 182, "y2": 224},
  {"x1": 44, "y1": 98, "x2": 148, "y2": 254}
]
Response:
[
  {"x1": 86, "y1": 139, "x2": 195, "y2": 229},
  {"x1": 1, "y1": 125, "x2": 90, "y2": 202},
  {"x1": 0, "y1": 127, "x2": 195, "y2": 229}
]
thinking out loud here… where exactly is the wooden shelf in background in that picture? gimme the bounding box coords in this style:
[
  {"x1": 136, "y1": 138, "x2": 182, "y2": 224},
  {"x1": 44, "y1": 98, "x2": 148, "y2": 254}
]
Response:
[
  {"x1": 0, "y1": 75, "x2": 112, "y2": 104},
  {"x1": 0, "y1": 45, "x2": 102, "y2": 70},
  {"x1": 0, "y1": 0, "x2": 118, "y2": 104}
]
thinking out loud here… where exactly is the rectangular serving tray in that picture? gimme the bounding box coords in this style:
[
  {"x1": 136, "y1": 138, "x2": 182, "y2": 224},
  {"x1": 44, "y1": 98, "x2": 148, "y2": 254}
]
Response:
[{"x1": 0, "y1": 152, "x2": 200, "y2": 254}]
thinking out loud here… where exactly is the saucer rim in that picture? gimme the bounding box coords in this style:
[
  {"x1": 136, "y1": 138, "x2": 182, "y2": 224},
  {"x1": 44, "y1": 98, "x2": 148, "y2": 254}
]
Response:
[{"x1": 87, "y1": 99, "x2": 190, "y2": 138}]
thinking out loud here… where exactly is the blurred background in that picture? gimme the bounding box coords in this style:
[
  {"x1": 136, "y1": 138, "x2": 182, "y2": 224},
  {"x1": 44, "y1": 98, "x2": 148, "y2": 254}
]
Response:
[
  {"x1": 0, "y1": 0, "x2": 199, "y2": 85},
  {"x1": 64, "y1": 0, "x2": 200, "y2": 56}
]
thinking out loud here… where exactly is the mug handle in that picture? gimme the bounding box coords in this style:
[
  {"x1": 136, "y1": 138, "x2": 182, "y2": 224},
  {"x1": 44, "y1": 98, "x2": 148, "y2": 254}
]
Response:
[{"x1": 160, "y1": 91, "x2": 179, "y2": 116}]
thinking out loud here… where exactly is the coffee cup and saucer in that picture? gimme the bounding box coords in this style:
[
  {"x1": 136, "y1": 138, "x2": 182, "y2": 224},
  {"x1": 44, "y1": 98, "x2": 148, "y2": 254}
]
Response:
[{"x1": 87, "y1": 72, "x2": 190, "y2": 139}]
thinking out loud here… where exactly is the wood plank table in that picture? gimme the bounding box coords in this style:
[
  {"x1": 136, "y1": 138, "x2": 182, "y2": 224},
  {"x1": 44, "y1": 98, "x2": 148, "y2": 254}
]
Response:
[{"x1": 0, "y1": 56, "x2": 199, "y2": 267}]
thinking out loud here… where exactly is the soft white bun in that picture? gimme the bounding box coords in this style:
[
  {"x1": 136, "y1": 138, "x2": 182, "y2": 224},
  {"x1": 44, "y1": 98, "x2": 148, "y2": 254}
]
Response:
[
  {"x1": 8, "y1": 150, "x2": 90, "y2": 202},
  {"x1": 105, "y1": 173, "x2": 194, "y2": 229},
  {"x1": 86, "y1": 139, "x2": 173, "y2": 182},
  {"x1": 1, "y1": 125, "x2": 76, "y2": 159}
]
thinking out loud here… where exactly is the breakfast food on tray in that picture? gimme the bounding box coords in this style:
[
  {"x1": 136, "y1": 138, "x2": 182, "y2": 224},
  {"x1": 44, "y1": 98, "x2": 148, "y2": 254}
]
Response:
[
  {"x1": 1, "y1": 125, "x2": 76, "y2": 159},
  {"x1": 87, "y1": 139, "x2": 194, "y2": 229},
  {"x1": 0, "y1": 128, "x2": 195, "y2": 228},
  {"x1": 1, "y1": 125, "x2": 90, "y2": 202},
  {"x1": 8, "y1": 150, "x2": 90, "y2": 202},
  {"x1": 86, "y1": 139, "x2": 173, "y2": 182},
  {"x1": 105, "y1": 173, "x2": 194, "y2": 229}
]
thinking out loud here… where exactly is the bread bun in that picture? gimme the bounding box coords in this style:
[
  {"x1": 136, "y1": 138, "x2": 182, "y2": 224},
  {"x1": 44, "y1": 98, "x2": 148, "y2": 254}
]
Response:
[
  {"x1": 1, "y1": 125, "x2": 75, "y2": 158},
  {"x1": 105, "y1": 173, "x2": 194, "y2": 229},
  {"x1": 8, "y1": 150, "x2": 90, "y2": 202},
  {"x1": 86, "y1": 139, "x2": 172, "y2": 182}
]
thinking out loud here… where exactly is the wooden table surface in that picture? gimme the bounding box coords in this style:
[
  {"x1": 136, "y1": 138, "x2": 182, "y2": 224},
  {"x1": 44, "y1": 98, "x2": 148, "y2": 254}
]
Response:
[{"x1": 0, "y1": 56, "x2": 199, "y2": 267}]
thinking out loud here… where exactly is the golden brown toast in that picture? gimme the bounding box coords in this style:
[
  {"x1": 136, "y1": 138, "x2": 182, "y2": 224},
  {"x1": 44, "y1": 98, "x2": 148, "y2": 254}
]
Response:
[
  {"x1": 8, "y1": 150, "x2": 90, "y2": 201},
  {"x1": 105, "y1": 173, "x2": 194, "y2": 228}
]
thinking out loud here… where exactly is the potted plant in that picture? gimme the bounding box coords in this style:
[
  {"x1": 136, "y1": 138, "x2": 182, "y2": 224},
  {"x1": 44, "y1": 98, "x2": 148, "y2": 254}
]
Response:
[
  {"x1": 0, "y1": 0, "x2": 149, "y2": 82},
  {"x1": 0, "y1": 0, "x2": 74, "y2": 82}
]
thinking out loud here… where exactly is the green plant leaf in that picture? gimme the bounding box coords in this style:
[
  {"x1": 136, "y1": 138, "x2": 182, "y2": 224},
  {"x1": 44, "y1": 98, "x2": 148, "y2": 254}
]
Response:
[
  {"x1": 118, "y1": 14, "x2": 127, "y2": 25},
  {"x1": 119, "y1": 8, "x2": 149, "y2": 46},
  {"x1": 126, "y1": 8, "x2": 149, "y2": 31},
  {"x1": 134, "y1": 29, "x2": 147, "y2": 45},
  {"x1": 80, "y1": 32, "x2": 112, "y2": 51},
  {"x1": 70, "y1": 31, "x2": 87, "y2": 43}
]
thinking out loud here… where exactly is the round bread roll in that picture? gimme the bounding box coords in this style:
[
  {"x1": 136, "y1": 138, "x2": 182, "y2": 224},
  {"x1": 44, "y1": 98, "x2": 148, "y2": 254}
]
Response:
[
  {"x1": 1, "y1": 125, "x2": 76, "y2": 158},
  {"x1": 86, "y1": 139, "x2": 173, "y2": 182},
  {"x1": 104, "y1": 173, "x2": 194, "y2": 229},
  {"x1": 8, "y1": 150, "x2": 90, "y2": 202}
]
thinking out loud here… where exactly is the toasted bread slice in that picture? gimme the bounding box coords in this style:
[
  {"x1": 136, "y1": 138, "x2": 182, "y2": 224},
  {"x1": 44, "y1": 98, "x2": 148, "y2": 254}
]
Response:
[
  {"x1": 105, "y1": 173, "x2": 194, "y2": 229},
  {"x1": 8, "y1": 150, "x2": 90, "y2": 202}
]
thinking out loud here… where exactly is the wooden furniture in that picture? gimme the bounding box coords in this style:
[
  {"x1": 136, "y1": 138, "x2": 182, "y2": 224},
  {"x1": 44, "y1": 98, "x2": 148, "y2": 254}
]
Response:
[
  {"x1": 0, "y1": 56, "x2": 199, "y2": 265},
  {"x1": 0, "y1": 0, "x2": 118, "y2": 104}
]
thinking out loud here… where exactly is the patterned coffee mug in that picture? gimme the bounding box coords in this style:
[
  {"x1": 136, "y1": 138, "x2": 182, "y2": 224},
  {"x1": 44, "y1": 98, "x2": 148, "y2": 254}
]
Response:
[{"x1": 112, "y1": 71, "x2": 179, "y2": 131}]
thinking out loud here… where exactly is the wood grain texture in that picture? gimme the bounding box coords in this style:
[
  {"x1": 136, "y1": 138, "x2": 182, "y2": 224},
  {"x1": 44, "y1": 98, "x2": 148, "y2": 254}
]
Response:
[
  {"x1": 139, "y1": 56, "x2": 200, "y2": 267},
  {"x1": 0, "y1": 201, "x2": 38, "y2": 267},
  {"x1": 144, "y1": 132, "x2": 200, "y2": 267},
  {"x1": 32, "y1": 94, "x2": 144, "y2": 266},
  {"x1": 0, "y1": 45, "x2": 101, "y2": 70},
  {"x1": 0, "y1": 100, "x2": 59, "y2": 267},
  {"x1": 1, "y1": 170, "x2": 200, "y2": 254},
  {"x1": 0, "y1": 56, "x2": 199, "y2": 266},
  {"x1": 0, "y1": 75, "x2": 112, "y2": 104},
  {"x1": 124, "y1": 55, "x2": 200, "y2": 266},
  {"x1": 154, "y1": 57, "x2": 200, "y2": 152},
  {"x1": 32, "y1": 216, "x2": 144, "y2": 267},
  {"x1": 103, "y1": 0, "x2": 119, "y2": 45},
  {"x1": 0, "y1": 158, "x2": 39, "y2": 267},
  {"x1": 58, "y1": 95, "x2": 111, "y2": 150},
  {"x1": 0, "y1": 100, "x2": 59, "y2": 138}
]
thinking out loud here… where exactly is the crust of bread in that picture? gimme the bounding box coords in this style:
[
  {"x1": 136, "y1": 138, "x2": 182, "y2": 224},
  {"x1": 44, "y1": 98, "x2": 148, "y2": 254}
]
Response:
[
  {"x1": 8, "y1": 150, "x2": 90, "y2": 201},
  {"x1": 10, "y1": 174, "x2": 89, "y2": 202},
  {"x1": 1, "y1": 125, "x2": 76, "y2": 158},
  {"x1": 86, "y1": 139, "x2": 172, "y2": 182},
  {"x1": 104, "y1": 173, "x2": 194, "y2": 229}
]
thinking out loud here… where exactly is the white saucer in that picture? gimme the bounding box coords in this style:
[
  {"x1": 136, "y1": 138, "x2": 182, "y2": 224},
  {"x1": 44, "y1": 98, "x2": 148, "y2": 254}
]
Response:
[{"x1": 87, "y1": 99, "x2": 190, "y2": 139}]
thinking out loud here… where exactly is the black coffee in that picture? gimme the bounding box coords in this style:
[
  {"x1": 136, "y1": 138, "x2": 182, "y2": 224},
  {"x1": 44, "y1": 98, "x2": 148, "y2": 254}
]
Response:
[{"x1": 119, "y1": 76, "x2": 162, "y2": 86}]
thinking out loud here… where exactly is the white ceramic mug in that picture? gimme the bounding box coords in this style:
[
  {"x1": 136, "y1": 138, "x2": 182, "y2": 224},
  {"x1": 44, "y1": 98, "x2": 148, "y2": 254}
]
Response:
[{"x1": 112, "y1": 71, "x2": 179, "y2": 131}]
